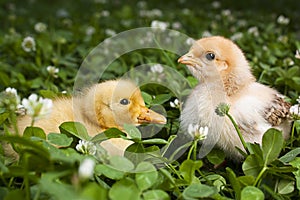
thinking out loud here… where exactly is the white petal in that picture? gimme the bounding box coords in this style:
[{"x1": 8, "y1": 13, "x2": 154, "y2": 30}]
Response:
[
  {"x1": 174, "y1": 99, "x2": 179, "y2": 105},
  {"x1": 194, "y1": 124, "x2": 199, "y2": 132},
  {"x1": 188, "y1": 124, "x2": 194, "y2": 135},
  {"x1": 28, "y1": 94, "x2": 38, "y2": 102},
  {"x1": 199, "y1": 127, "x2": 204, "y2": 135},
  {"x1": 203, "y1": 126, "x2": 209, "y2": 136},
  {"x1": 21, "y1": 99, "x2": 30, "y2": 109},
  {"x1": 78, "y1": 158, "x2": 95, "y2": 179},
  {"x1": 170, "y1": 102, "x2": 175, "y2": 108}
]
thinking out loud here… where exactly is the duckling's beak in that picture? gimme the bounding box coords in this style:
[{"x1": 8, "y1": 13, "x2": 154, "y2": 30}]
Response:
[{"x1": 137, "y1": 107, "x2": 167, "y2": 125}]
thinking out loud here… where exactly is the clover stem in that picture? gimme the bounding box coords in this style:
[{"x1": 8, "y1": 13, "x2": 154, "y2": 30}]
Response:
[
  {"x1": 254, "y1": 166, "x2": 268, "y2": 186},
  {"x1": 165, "y1": 163, "x2": 183, "y2": 180},
  {"x1": 30, "y1": 117, "x2": 35, "y2": 127},
  {"x1": 10, "y1": 112, "x2": 19, "y2": 136},
  {"x1": 193, "y1": 140, "x2": 198, "y2": 160},
  {"x1": 290, "y1": 121, "x2": 296, "y2": 148},
  {"x1": 226, "y1": 113, "x2": 250, "y2": 155},
  {"x1": 187, "y1": 143, "x2": 195, "y2": 160}
]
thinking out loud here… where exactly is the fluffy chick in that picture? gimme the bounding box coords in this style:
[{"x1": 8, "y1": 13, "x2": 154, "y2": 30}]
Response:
[
  {"x1": 17, "y1": 79, "x2": 166, "y2": 156},
  {"x1": 178, "y1": 36, "x2": 291, "y2": 160}
]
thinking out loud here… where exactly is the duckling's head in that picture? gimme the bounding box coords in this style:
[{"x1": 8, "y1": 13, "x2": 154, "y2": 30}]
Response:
[{"x1": 83, "y1": 79, "x2": 166, "y2": 130}]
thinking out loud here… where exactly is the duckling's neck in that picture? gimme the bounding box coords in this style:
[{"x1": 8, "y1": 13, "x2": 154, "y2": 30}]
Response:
[{"x1": 72, "y1": 96, "x2": 105, "y2": 136}]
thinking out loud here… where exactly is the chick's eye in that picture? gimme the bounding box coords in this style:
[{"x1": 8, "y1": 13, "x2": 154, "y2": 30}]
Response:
[
  {"x1": 120, "y1": 98, "x2": 130, "y2": 105},
  {"x1": 206, "y1": 52, "x2": 215, "y2": 61}
]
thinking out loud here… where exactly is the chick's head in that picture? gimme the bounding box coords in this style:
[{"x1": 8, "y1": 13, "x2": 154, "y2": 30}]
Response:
[
  {"x1": 90, "y1": 80, "x2": 166, "y2": 130},
  {"x1": 178, "y1": 36, "x2": 253, "y2": 81}
]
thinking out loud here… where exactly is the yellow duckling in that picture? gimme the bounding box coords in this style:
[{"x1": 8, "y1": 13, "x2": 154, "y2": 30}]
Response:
[{"x1": 17, "y1": 79, "x2": 166, "y2": 155}]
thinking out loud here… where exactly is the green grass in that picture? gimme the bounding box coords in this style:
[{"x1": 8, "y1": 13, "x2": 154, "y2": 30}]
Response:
[{"x1": 1, "y1": 0, "x2": 300, "y2": 199}]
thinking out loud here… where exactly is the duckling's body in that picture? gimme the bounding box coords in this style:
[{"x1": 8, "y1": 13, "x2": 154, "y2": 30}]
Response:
[
  {"x1": 17, "y1": 79, "x2": 166, "y2": 156},
  {"x1": 18, "y1": 98, "x2": 76, "y2": 134}
]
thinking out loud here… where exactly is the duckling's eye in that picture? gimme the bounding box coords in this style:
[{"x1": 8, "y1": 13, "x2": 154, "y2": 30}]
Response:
[
  {"x1": 120, "y1": 98, "x2": 130, "y2": 105},
  {"x1": 206, "y1": 52, "x2": 215, "y2": 61}
]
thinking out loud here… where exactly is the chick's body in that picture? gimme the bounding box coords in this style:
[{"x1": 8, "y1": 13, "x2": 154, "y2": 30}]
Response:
[
  {"x1": 17, "y1": 79, "x2": 166, "y2": 156},
  {"x1": 179, "y1": 36, "x2": 291, "y2": 159}
]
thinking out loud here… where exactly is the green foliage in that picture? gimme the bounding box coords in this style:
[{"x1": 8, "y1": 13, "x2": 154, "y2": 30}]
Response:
[
  {"x1": 182, "y1": 183, "x2": 218, "y2": 199},
  {"x1": 1, "y1": 0, "x2": 300, "y2": 199},
  {"x1": 47, "y1": 133, "x2": 73, "y2": 147},
  {"x1": 262, "y1": 128, "x2": 284, "y2": 165},
  {"x1": 241, "y1": 186, "x2": 264, "y2": 200}
]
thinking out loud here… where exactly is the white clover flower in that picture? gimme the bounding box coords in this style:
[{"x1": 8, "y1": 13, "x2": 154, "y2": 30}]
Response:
[
  {"x1": 237, "y1": 20, "x2": 247, "y2": 27},
  {"x1": 2, "y1": 87, "x2": 21, "y2": 112},
  {"x1": 212, "y1": 1, "x2": 221, "y2": 9},
  {"x1": 137, "y1": 1, "x2": 147, "y2": 8},
  {"x1": 283, "y1": 58, "x2": 294, "y2": 66},
  {"x1": 230, "y1": 32, "x2": 243, "y2": 41},
  {"x1": 168, "y1": 30, "x2": 180, "y2": 37},
  {"x1": 151, "y1": 20, "x2": 169, "y2": 31},
  {"x1": 56, "y1": 9, "x2": 69, "y2": 18},
  {"x1": 22, "y1": 94, "x2": 53, "y2": 120},
  {"x1": 76, "y1": 140, "x2": 97, "y2": 155},
  {"x1": 5, "y1": 87, "x2": 19, "y2": 101},
  {"x1": 86, "y1": 26, "x2": 96, "y2": 36},
  {"x1": 140, "y1": 9, "x2": 163, "y2": 18},
  {"x1": 105, "y1": 29, "x2": 116, "y2": 36},
  {"x1": 295, "y1": 50, "x2": 300, "y2": 59},
  {"x1": 277, "y1": 15, "x2": 290, "y2": 25},
  {"x1": 202, "y1": 30, "x2": 212, "y2": 38},
  {"x1": 290, "y1": 104, "x2": 300, "y2": 120},
  {"x1": 101, "y1": 10, "x2": 110, "y2": 17},
  {"x1": 215, "y1": 103, "x2": 230, "y2": 116},
  {"x1": 186, "y1": 38, "x2": 195, "y2": 46},
  {"x1": 188, "y1": 124, "x2": 208, "y2": 140},
  {"x1": 46, "y1": 65, "x2": 59, "y2": 78},
  {"x1": 121, "y1": 20, "x2": 132, "y2": 27},
  {"x1": 21, "y1": 36, "x2": 36, "y2": 52},
  {"x1": 221, "y1": 9, "x2": 231, "y2": 17},
  {"x1": 139, "y1": 32, "x2": 154, "y2": 45},
  {"x1": 150, "y1": 64, "x2": 164, "y2": 73},
  {"x1": 297, "y1": 96, "x2": 300, "y2": 104},
  {"x1": 170, "y1": 99, "x2": 181, "y2": 109},
  {"x1": 247, "y1": 26, "x2": 259, "y2": 36},
  {"x1": 34, "y1": 22, "x2": 47, "y2": 33},
  {"x1": 94, "y1": 0, "x2": 107, "y2": 4},
  {"x1": 182, "y1": 8, "x2": 191, "y2": 15},
  {"x1": 277, "y1": 35, "x2": 288, "y2": 43},
  {"x1": 78, "y1": 158, "x2": 96, "y2": 180},
  {"x1": 5, "y1": 87, "x2": 20, "y2": 105},
  {"x1": 150, "y1": 9, "x2": 163, "y2": 17},
  {"x1": 172, "y1": 22, "x2": 182, "y2": 29},
  {"x1": 262, "y1": 45, "x2": 268, "y2": 51},
  {"x1": 290, "y1": 105, "x2": 299, "y2": 115}
]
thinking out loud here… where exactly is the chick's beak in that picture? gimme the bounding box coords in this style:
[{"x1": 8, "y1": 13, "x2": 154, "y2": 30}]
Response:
[
  {"x1": 178, "y1": 52, "x2": 201, "y2": 67},
  {"x1": 137, "y1": 107, "x2": 167, "y2": 125}
]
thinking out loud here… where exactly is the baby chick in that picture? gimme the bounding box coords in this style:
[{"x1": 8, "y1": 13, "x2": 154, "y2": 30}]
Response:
[
  {"x1": 178, "y1": 36, "x2": 291, "y2": 160},
  {"x1": 17, "y1": 79, "x2": 166, "y2": 155}
]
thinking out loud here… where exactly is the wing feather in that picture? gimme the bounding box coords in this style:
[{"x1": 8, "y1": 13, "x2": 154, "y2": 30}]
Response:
[{"x1": 264, "y1": 94, "x2": 291, "y2": 126}]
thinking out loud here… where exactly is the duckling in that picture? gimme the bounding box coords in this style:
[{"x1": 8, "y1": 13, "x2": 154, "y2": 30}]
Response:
[
  {"x1": 17, "y1": 79, "x2": 166, "y2": 155},
  {"x1": 178, "y1": 36, "x2": 291, "y2": 160}
]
